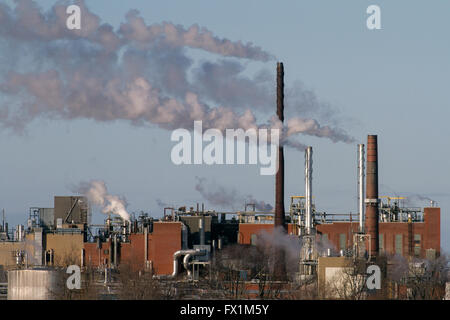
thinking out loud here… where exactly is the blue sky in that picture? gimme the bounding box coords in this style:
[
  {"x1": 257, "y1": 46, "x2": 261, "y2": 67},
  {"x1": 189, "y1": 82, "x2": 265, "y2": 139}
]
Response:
[{"x1": 0, "y1": 0, "x2": 449, "y2": 250}]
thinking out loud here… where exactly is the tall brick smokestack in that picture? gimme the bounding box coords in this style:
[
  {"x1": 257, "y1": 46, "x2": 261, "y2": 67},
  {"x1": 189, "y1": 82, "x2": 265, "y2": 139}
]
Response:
[
  {"x1": 365, "y1": 135, "x2": 379, "y2": 260},
  {"x1": 275, "y1": 62, "x2": 285, "y2": 229},
  {"x1": 274, "y1": 62, "x2": 287, "y2": 280}
]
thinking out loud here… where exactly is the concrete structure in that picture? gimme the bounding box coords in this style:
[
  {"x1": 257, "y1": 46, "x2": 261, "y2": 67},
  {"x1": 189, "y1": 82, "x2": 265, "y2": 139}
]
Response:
[
  {"x1": 0, "y1": 242, "x2": 23, "y2": 267},
  {"x1": 46, "y1": 232, "x2": 84, "y2": 266},
  {"x1": 54, "y1": 196, "x2": 89, "y2": 226},
  {"x1": 317, "y1": 257, "x2": 355, "y2": 298}
]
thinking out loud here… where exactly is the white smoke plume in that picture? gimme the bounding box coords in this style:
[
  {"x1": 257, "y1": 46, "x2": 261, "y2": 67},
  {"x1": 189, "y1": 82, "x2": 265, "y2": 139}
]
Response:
[
  {"x1": 0, "y1": 0, "x2": 354, "y2": 149},
  {"x1": 195, "y1": 176, "x2": 273, "y2": 211},
  {"x1": 75, "y1": 180, "x2": 130, "y2": 222},
  {"x1": 256, "y1": 228, "x2": 337, "y2": 275}
]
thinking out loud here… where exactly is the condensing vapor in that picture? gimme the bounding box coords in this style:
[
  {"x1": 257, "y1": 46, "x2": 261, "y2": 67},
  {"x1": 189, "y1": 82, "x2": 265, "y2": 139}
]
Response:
[
  {"x1": 0, "y1": 0, "x2": 353, "y2": 150},
  {"x1": 0, "y1": 0, "x2": 445, "y2": 303},
  {"x1": 195, "y1": 177, "x2": 273, "y2": 211},
  {"x1": 75, "y1": 180, "x2": 130, "y2": 222}
]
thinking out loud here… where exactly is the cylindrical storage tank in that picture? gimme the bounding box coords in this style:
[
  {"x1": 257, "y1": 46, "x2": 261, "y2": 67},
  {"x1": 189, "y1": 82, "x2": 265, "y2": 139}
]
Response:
[{"x1": 8, "y1": 269, "x2": 60, "y2": 300}]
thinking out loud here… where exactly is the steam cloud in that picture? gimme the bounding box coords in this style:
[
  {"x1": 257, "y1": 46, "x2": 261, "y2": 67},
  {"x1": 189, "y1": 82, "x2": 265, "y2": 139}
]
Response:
[
  {"x1": 75, "y1": 180, "x2": 130, "y2": 222},
  {"x1": 256, "y1": 227, "x2": 336, "y2": 275},
  {"x1": 0, "y1": 0, "x2": 354, "y2": 149},
  {"x1": 195, "y1": 176, "x2": 273, "y2": 211}
]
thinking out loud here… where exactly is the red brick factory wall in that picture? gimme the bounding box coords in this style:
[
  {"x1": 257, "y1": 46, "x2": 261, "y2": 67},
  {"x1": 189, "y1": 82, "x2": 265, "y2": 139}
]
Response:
[
  {"x1": 84, "y1": 222, "x2": 181, "y2": 275},
  {"x1": 238, "y1": 207, "x2": 440, "y2": 258}
]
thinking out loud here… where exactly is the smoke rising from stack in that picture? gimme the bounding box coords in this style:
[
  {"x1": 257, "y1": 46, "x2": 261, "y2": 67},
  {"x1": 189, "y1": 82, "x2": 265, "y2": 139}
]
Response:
[
  {"x1": 156, "y1": 198, "x2": 170, "y2": 209},
  {"x1": 75, "y1": 180, "x2": 130, "y2": 222},
  {"x1": 0, "y1": 0, "x2": 354, "y2": 149},
  {"x1": 194, "y1": 177, "x2": 273, "y2": 211},
  {"x1": 403, "y1": 194, "x2": 437, "y2": 207}
]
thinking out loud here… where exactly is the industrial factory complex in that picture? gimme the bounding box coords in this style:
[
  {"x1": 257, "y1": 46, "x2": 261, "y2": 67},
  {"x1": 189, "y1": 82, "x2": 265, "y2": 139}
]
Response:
[{"x1": 0, "y1": 63, "x2": 446, "y2": 300}]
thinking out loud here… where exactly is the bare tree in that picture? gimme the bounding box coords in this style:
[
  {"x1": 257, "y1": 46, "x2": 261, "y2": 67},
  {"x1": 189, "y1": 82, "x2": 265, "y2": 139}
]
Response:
[
  {"x1": 386, "y1": 253, "x2": 449, "y2": 300},
  {"x1": 115, "y1": 263, "x2": 164, "y2": 299},
  {"x1": 52, "y1": 265, "x2": 100, "y2": 300},
  {"x1": 205, "y1": 243, "x2": 290, "y2": 299}
]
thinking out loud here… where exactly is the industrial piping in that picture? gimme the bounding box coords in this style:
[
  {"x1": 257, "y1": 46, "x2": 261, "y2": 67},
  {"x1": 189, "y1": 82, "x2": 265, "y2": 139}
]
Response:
[
  {"x1": 305, "y1": 146, "x2": 313, "y2": 234},
  {"x1": 158, "y1": 249, "x2": 204, "y2": 279},
  {"x1": 365, "y1": 135, "x2": 379, "y2": 260},
  {"x1": 358, "y1": 144, "x2": 365, "y2": 233},
  {"x1": 183, "y1": 250, "x2": 206, "y2": 278}
]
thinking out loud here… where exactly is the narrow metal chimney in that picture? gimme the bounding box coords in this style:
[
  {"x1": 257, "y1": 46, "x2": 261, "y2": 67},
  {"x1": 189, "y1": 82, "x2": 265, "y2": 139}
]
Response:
[
  {"x1": 358, "y1": 144, "x2": 365, "y2": 233},
  {"x1": 275, "y1": 62, "x2": 285, "y2": 230},
  {"x1": 365, "y1": 135, "x2": 379, "y2": 259},
  {"x1": 305, "y1": 146, "x2": 313, "y2": 234}
]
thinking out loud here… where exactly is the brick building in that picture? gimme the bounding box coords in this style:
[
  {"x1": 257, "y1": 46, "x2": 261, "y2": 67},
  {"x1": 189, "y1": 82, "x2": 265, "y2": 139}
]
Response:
[
  {"x1": 238, "y1": 207, "x2": 441, "y2": 259},
  {"x1": 84, "y1": 222, "x2": 181, "y2": 275}
]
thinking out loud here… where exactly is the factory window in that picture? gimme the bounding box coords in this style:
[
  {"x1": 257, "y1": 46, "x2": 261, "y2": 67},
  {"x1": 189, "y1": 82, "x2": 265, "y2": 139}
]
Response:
[
  {"x1": 395, "y1": 234, "x2": 403, "y2": 255},
  {"x1": 414, "y1": 234, "x2": 421, "y2": 257},
  {"x1": 379, "y1": 234, "x2": 384, "y2": 253},
  {"x1": 250, "y1": 234, "x2": 257, "y2": 246},
  {"x1": 322, "y1": 234, "x2": 329, "y2": 243},
  {"x1": 339, "y1": 234, "x2": 346, "y2": 250}
]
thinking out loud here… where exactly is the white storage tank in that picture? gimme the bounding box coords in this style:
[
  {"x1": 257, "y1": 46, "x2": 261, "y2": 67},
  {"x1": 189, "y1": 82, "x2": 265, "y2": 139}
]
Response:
[{"x1": 7, "y1": 268, "x2": 60, "y2": 300}]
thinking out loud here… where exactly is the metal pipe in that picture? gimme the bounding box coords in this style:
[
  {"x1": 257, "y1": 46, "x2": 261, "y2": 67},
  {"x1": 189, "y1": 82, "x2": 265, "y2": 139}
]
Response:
[
  {"x1": 113, "y1": 234, "x2": 117, "y2": 267},
  {"x1": 109, "y1": 236, "x2": 112, "y2": 268},
  {"x1": 183, "y1": 250, "x2": 206, "y2": 278},
  {"x1": 358, "y1": 144, "x2": 365, "y2": 233},
  {"x1": 81, "y1": 248, "x2": 84, "y2": 268},
  {"x1": 167, "y1": 250, "x2": 200, "y2": 278},
  {"x1": 144, "y1": 226, "x2": 148, "y2": 263},
  {"x1": 199, "y1": 216, "x2": 205, "y2": 246},
  {"x1": 365, "y1": 135, "x2": 379, "y2": 260},
  {"x1": 305, "y1": 146, "x2": 313, "y2": 233}
]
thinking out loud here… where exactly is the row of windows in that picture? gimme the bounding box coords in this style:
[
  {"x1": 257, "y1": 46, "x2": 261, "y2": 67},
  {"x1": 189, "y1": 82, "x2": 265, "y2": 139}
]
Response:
[
  {"x1": 249, "y1": 232, "x2": 422, "y2": 257},
  {"x1": 320, "y1": 233, "x2": 422, "y2": 256}
]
